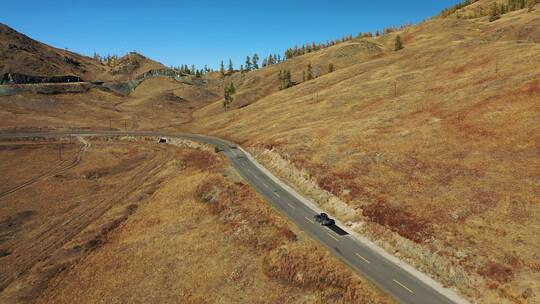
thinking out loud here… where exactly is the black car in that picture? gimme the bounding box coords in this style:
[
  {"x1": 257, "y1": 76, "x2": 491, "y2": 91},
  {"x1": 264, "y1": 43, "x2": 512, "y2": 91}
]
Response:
[{"x1": 314, "y1": 213, "x2": 335, "y2": 226}]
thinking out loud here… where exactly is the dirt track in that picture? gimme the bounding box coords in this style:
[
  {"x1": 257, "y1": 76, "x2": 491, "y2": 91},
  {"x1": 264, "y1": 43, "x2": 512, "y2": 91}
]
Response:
[
  {"x1": 0, "y1": 138, "x2": 185, "y2": 302},
  {"x1": 0, "y1": 137, "x2": 89, "y2": 200}
]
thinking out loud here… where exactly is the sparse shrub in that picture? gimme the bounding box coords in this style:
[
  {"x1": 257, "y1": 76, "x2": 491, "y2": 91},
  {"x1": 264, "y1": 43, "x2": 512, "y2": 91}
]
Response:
[
  {"x1": 278, "y1": 70, "x2": 293, "y2": 90},
  {"x1": 439, "y1": 0, "x2": 480, "y2": 17},
  {"x1": 328, "y1": 63, "x2": 335, "y2": 73},
  {"x1": 362, "y1": 200, "x2": 433, "y2": 243},
  {"x1": 441, "y1": 0, "x2": 534, "y2": 20},
  {"x1": 394, "y1": 35, "x2": 404, "y2": 51},
  {"x1": 489, "y1": 3, "x2": 501, "y2": 22},
  {"x1": 306, "y1": 64, "x2": 313, "y2": 80},
  {"x1": 196, "y1": 175, "x2": 297, "y2": 251}
]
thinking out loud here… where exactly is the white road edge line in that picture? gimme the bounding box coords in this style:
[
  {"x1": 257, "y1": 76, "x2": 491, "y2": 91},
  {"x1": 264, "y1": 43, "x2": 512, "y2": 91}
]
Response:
[
  {"x1": 355, "y1": 252, "x2": 371, "y2": 264},
  {"x1": 393, "y1": 279, "x2": 414, "y2": 294},
  {"x1": 237, "y1": 146, "x2": 470, "y2": 304}
]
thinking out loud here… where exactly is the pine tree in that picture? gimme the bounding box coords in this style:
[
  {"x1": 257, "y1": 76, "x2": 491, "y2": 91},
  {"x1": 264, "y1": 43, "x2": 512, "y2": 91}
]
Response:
[
  {"x1": 245, "y1": 56, "x2": 252, "y2": 71},
  {"x1": 220, "y1": 60, "x2": 225, "y2": 76},
  {"x1": 306, "y1": 64, "x2": 313, "y2": 80},
  {"x1": 223, "y1": 82, "x2": 236, "y2": 110},
  {"x1": 228, "y1": 59, "x2": 234, "y2": 72},
  {"x1": 252, "y1": 53, "x2": 259, "y2": 69},
  {"x1": 394, "y1": 35, "x2": 404, "y2": 51},
  {"x1": 489, "y1": 3, "x2": 501, "y2": 21},
  {"x1": 268, "y1": 54, "x2": 274, "y2": 65},
  {"x1": 279, "y1": 70, "x2": 293, "y2": 90},
  {"x1": 240, "y1": 65, "x2": 245, "y2": 74}
]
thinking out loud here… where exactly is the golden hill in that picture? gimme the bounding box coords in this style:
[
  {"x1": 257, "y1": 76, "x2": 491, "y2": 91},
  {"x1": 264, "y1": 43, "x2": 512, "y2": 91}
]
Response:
[
  {"x1": 0, "y1": 1, "x2": 539, "y2": 303},
  {"x1": 0, "y1": 23, "x2": 165, "y2": 81},
  {"x1": 184, "y1": 3, "x2": 540, "y2": 303}
]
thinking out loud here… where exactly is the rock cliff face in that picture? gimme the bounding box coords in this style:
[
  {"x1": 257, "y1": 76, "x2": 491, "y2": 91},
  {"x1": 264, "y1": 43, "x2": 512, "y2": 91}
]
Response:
[{"x1": 0, "y1": 73, "x2": 82, "y2": 85}]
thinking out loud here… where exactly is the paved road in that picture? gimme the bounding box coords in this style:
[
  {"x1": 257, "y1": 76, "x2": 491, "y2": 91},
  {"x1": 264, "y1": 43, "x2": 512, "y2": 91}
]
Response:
[{"x1": 0, "y1": 130, "x2": 467, "y2": 304}]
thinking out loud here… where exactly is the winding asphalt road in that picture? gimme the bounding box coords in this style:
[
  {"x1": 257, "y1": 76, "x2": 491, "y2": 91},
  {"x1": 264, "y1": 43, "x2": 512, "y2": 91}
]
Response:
[{"x1": 0, "y1": 130, "x2": 468, "y2": 304}]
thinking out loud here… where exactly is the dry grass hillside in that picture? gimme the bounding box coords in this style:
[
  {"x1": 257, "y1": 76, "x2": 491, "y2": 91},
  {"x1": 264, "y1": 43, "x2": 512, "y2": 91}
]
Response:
[
  {"x1": 0, "y1": 1, "x2": 539, "y2": 303},
  {"x1": 0, "y1": 23, "x2": 105, "y2": 80},
  {"x1": 107, "y1": 52, "x2": 166, "y2": 81},
  {"x1": 0, "y1": 136, "x2": 393, "y2": 304},
  {"x1": 184, "y1": 3, "x2": 540, "y2": 303},
  {"x1": 0, "y1": 74, "x2": 223, "y2": 132},
  {"x1": 0, "y1": 23, "x2": 165, "y2": 81}
]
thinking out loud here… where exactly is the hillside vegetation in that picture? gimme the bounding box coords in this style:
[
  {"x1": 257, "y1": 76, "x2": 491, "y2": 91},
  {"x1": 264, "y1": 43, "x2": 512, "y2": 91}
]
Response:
[
  {"x1": 185, "y1": 2, "x2": 540, "y2": 303},
  {"x1": 0, "y1": 0, "x2": 539, "y2": 303},
  {"x1": 0, "y1": 138, "x2": 391, "y2": 304},
  {"x1": 0, "y1": 23, "x2": 165, "y2": 81}
]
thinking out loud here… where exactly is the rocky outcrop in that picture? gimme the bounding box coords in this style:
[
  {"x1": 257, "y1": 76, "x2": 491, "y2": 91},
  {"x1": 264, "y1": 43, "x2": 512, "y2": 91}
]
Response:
[
  {"x1": 0, "y1": 73, "x2": 82, "y2": 85},
  {"x1": 0, "y1": 68, "x2": 201, "y2": 96}
]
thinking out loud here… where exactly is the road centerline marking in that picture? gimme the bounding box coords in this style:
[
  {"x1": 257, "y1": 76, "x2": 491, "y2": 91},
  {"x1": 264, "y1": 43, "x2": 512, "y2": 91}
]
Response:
[
  {"x1": 274, "y1": 191, "x2": 281, "y2": 198},
  {"x1": 305, "y1": 216, "x2": 314, "y2": 224},
  {"x1": 393, "y1": 279, "x2": 414, "y2": 294},
  {"x1": 355, "y1": 252, "x2": 371, "y2": 264},
  {"x1": 327, "y1": 233, "x2": 339, "y2": 242},
  {"x1": 287, "y1": 202, "x2": 296, "y2": 209}
]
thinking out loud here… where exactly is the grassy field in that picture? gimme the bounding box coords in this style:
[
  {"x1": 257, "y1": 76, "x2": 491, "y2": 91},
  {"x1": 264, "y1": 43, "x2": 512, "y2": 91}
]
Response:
[
  {"x1": 0, "y1": 137, "x2": 393, "y2": 303},
  {"x1": 0, "y1": 1, "x2": 538, "y2": 303},
  {"x1": 182, "y1": 5, "x2": 540, "y2": 303}
]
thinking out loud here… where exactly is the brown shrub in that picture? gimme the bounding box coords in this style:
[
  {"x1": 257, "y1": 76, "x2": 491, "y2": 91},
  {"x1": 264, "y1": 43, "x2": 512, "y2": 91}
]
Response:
[
  {"x1": 479, "y1": 261, "x2": 514, "y2": 283},
  {"x1": 317, "y1": 170, "x2": 370, "y2": 202},
  {"x1": 263, "y1": 245, "x2": 389, "y2": 304},
  {"x1": 254, "y1": 141, "x2": 282, "y2": 150},
  {"x1": 362, "y1": 200, "x2": 433, "y2": 243},
  {"x1": 195, "y1": 175, "x2": 296, "y2": 252},
  {"x1": 182, "y1": 150, "x2": 219, "y2": 170}
]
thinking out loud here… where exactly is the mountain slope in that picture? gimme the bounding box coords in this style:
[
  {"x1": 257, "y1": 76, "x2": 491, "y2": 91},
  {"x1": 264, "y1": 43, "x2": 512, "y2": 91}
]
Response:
[
  {"x1": 0, "y1": 23, "x2": 165, "y2": 81},
  {"x1": 0, "y1": 23, "x2": 106, "y2": 81},
  {"x1": 0, "y1": 1, "x2": 538, "y2": 303},
  {"x1": 187, "y1": 3, "x2": 540, "y2": 303}
]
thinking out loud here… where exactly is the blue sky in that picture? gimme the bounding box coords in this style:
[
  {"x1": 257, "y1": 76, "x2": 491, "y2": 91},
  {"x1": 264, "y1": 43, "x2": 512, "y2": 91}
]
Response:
[{"x1": 2, "y1": 0, "x2": 462, "y2": 69}]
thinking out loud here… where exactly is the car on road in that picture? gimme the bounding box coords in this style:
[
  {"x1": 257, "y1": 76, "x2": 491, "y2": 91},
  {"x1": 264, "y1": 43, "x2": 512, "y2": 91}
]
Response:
[
  {"x1": 314, "y1": 213, "x2": 335, "y2": 226},
  {"x1": 228, "y1": 143, "x2": 238, "y2": 149}
]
